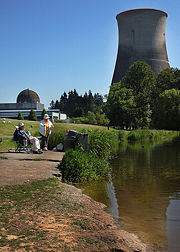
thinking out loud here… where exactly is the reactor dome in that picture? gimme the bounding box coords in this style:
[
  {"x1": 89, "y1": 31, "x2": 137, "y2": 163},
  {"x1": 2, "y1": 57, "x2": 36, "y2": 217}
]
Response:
[{"x1": 17, "y1": 89, "x2": 40, "y2": 103}]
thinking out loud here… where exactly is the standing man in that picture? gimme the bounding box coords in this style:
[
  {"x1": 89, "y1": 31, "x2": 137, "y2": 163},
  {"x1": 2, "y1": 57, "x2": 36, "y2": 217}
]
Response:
[{"x1": 39, "y1": 114, "x2": 54, "y2": 151}]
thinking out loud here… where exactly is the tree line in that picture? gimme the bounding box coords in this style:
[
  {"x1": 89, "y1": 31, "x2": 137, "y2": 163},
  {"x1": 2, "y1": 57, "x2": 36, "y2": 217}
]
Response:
[
  {"x1": 50, "y1": 90, "x2": 104, "y2": 117},
  {"x1": 21, "y1": 61, "x2": 179, "y2": 130},
  {"x1": 106, "y1": 62, "x2": 180, "y2": 130},
  {"x1": 49, "y1": 90, "x2": 109, "y2": 125}
]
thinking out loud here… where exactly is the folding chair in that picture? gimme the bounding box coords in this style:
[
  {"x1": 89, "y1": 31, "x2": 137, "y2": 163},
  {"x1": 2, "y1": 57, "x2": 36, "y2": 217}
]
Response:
[
  {"x1": 8, "y1": 138, "x2": 32, "y2": 153},
  {"x1": 14, "y1": 139, "x2": 32, "y2": 153}
]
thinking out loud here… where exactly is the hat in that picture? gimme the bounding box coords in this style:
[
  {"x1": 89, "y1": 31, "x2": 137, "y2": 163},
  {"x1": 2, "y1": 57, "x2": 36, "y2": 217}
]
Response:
[
  {"x1": 18, "y1": 122, "x2": 24, "y2": 128},
  {"x1": 43, "y1": 114, "x2": 49, "y2": 119}
]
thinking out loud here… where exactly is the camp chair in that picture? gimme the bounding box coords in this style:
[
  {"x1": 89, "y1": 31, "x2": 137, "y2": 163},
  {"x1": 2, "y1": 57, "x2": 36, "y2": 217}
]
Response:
[
  {"x1": 8, "y1": 129, "x2": 32, "y2": 153},
  {"x1": 14, "y1": 139, "x2": 32, "y2": 153}
]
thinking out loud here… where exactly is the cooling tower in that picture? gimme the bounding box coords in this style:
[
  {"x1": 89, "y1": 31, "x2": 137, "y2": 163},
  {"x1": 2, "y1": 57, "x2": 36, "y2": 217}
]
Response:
[{"x1": 112, "y1": 8, "x2": 170, "y2": 83}]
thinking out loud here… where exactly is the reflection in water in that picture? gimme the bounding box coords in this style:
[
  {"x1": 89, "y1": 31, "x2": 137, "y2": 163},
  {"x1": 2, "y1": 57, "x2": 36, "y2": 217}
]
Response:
[
  {"x1": 106, "y1": 180, "x2": 119, "y2": 227},
  {"x1": 166, "y1": 193, "x2": 180, "y2": 252},
  {"x1": 78, "y1": 138, "x2": 180, "y2": 252}
]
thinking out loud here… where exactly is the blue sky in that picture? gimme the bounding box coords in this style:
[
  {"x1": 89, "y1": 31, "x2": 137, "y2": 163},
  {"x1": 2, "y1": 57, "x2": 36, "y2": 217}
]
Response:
[{"x1": 0, "y1": 0, "x2": 179, "y2": 108}]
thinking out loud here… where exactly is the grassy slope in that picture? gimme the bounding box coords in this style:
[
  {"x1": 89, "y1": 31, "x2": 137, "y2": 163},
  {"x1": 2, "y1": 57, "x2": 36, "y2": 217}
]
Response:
[
  {"x1": 0, "y1": 118, "x2": 179, "y2": 152},
  {"x1": 0, "y1": 118, "x2": 112, "y2": 137},
  {"x1": 0, "y1": 118, "x2": 117, "y2": 151}
]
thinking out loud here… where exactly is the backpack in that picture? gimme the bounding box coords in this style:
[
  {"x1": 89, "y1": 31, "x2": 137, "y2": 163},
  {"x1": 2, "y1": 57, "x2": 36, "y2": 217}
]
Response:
[{"x1": 13, "y1": 128, "x2": 19, "y2": 141}]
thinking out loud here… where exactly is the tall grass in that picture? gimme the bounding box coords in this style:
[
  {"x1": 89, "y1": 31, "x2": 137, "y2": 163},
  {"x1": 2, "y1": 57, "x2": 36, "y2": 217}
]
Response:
[
  {"x1": 48, "y1": 129, "x2": 66, "y2": 150},
  {"x1": 127, "y1": 129, "x2": 180, "y2": 141}
]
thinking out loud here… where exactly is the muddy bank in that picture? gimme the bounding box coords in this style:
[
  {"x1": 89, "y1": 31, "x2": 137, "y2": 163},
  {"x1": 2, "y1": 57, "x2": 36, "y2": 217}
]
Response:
[
  {"x1": 58, "y1": 181, "x2": 154, "y2": 251},
  {"x1": 0, "y1": 177, "x2": 154, "y2": 251}
]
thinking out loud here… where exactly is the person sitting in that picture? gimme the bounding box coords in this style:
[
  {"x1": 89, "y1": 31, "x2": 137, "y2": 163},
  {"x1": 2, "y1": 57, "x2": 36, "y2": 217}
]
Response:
[{"x1": 16, "y1": 122, "x2": 43, "y2": 154}]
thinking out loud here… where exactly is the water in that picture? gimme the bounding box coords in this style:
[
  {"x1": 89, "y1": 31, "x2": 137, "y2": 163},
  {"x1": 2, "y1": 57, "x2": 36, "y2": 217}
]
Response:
[{"x1": 77, "y1": 138, "x2": 180, "y2": 251}]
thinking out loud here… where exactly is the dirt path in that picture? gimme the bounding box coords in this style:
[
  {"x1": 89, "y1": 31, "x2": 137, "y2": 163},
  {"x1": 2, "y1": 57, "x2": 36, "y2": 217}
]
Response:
[{"x1": 0, "y1": 151, "x2": 64, "y2": 186}]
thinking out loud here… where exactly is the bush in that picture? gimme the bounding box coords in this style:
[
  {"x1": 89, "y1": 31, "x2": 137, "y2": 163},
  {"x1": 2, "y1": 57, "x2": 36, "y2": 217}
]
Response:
[
  {"x1": 59, "y1": 149, "x2": 110, "y2": 183},
  {"x1": 40, "y1": 109, "x2": 47, "y2": 120},
  {"x1": 58, "y1": 128, "x2": 120, "y2": 182},
  {"x1": 28, "y1": 110, "x2": 37, "y2": 121}
]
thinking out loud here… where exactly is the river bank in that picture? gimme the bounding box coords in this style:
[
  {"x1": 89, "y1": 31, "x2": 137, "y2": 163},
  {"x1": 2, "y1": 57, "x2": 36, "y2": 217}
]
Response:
[
  {"x1": 0, "y1": 177, "x2": 153, "y2": 251},
  {"x1": 1, "y1": 120, "x2": 179, "y2": 250},
  {"x1": 0, "y1": 151, "x2": 153, "y2": 251}
]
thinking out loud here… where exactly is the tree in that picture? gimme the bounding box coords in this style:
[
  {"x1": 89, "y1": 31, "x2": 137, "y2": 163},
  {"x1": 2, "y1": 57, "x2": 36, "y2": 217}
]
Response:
[
  {"x1": 51, "y1": 89, "x2": 105, "y2": 118},
  {"x1": 107, "y1": 82, "x2": 136, "y2": 129},
  {"x1": 122, "y1": 61, "x2": 156, "y2": 99},
  {"x1": 50, "y1": 100, "x2": 55, "y2": 109},
  {"x1": 41, "y1": 108, "x2": 47, "y2": 120},
  {"x1": 28, "y1": 110, "x2": 37, "y2": 121},
  {"x1": 153, "y1": 89, "x2": 180, "y2": 130},
  {"x1": 122, "y1": 61, "x2": 155, "y2": 128},
  {"x1": 87, "y1": 90, "x2": 94, "y2": 112},
  {"x1": 54, "y1": 100, "x2": 60, "y2": 109},
  {"x1": 17, "y1": 112, "x2": 24, "y2": 120},
  {"x1": 95, "y1": 112, "x2": 109, "y2": 125},
  {"x1": 87, "y1": 111, "x2": 97, "y2": 125},
  {"x1": 94, "y1": 93, "x2": 103, "y2": 108},
  {"x1": 156, "y1": 68, "x2": 180, "y2": 95},
  {"x1": 59, "y1": 92, "x2": 68, "y2": 113},
  {"x1": 152, "y1": 67, "x2": 180, "y2": 127}
]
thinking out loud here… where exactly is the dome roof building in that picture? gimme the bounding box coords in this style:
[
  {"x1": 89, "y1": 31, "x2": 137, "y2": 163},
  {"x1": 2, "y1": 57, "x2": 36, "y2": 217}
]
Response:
[
  {"x1": 17, "y1": 89, "x2": 40, "y2": 103},
  {"x1": 0, "y1": 88, "x2": 65, "y2": 121}
]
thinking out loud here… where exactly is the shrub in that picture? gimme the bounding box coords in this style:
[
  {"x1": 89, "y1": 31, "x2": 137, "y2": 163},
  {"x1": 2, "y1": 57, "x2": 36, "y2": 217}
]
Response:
[
  {"x1": 58, "y1": 128, "x2": 119, "y2": 182},
  {"x1": 28, "y1": 110, "x2": 37, "y2": 121},
  {"x1": 17, "y1": 112, "x2": 24, "y2": 120},
  {"x1": 40, "y1": 109, "x2": 47, "y2": 120},
  {"x1": 59, "y1": 149, "x2": 110, "y2": 183}
]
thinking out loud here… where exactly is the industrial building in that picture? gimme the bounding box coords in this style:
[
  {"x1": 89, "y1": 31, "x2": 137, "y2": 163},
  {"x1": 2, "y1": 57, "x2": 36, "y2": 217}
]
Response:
[
  {"x1": 0, "y1": 89, "x2": 66, "y2": 121},
  {"x1": 112, "y1": 8, "x2": 170, "y2": 83}
]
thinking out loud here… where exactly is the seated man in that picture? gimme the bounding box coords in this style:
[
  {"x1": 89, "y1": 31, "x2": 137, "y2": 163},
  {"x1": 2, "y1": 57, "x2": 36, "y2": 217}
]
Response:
[{"x1": 16, "y1": 122, "x2": 43, "y2": 154}]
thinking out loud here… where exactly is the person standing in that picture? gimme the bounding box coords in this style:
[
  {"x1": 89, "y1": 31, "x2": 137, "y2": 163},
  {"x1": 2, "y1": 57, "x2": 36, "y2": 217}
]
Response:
[{"x1": 39, "y1": 114, "x2": 54, "y2": 151}]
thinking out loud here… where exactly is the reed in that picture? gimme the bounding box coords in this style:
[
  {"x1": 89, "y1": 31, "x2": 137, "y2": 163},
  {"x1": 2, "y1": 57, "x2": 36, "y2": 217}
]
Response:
[{"x1": 127, "y1": 129, "x2": 179, "y2": 141}]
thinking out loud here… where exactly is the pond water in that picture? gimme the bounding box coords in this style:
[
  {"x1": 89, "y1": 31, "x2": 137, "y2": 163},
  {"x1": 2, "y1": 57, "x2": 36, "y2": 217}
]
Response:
[{"x1": 77, "y1": 138, "x2": 180, "y2": 252}]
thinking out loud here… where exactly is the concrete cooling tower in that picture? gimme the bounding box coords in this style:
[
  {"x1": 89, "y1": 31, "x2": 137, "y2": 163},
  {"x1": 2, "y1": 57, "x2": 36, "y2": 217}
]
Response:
[{"x1": 111, "y1": 8, "x2": 170, "y2": 84}]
